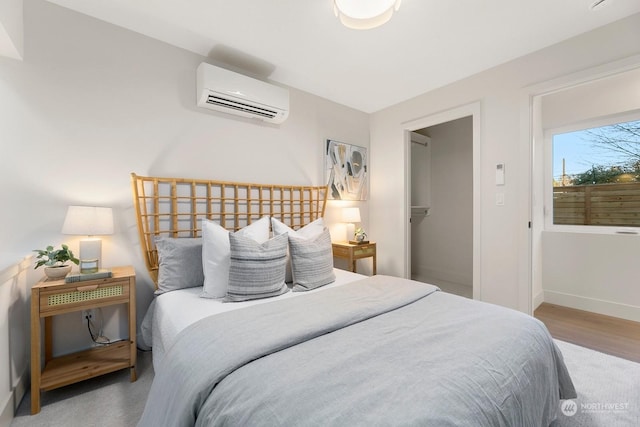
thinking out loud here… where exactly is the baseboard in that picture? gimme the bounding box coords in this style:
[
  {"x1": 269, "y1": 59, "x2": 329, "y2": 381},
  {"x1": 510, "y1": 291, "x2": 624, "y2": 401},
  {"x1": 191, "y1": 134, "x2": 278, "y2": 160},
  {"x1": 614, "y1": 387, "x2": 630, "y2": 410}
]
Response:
[
  {"x1": 544, "y1": 290, "x2": 640, "y2": 322},
  {"x1": 0, "y1": 372, "x2": 27, "y2": 427},
  {"x1": 411, "y1": 266, "x2": 471, "y2": 288},
  {"x1": 0, "y1": 392, "x2": 12, "y2": 427},
  {"x1": 434, "y1": 281, "x2": 473, "y2": 299},
  {"x1": 13, "y1": 373, "x2": 26, "y2": 412},
  {"x1": 533, "y1": 290, "x2": 545, "y2": 310}
]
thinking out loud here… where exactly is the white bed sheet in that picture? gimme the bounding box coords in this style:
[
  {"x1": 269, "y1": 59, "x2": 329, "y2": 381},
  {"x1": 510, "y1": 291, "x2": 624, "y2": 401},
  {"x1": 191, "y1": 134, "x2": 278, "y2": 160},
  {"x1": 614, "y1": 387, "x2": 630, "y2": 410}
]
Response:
[{"x1": 141, "y1": 268, "x2": 367, "y2": 371}]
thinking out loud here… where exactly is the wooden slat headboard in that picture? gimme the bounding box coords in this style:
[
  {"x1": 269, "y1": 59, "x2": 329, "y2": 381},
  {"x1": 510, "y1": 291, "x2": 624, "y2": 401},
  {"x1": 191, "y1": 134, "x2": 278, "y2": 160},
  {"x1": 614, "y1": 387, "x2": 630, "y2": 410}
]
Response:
[{"x1": 131, "y1": 173, "x2": 328, "y2": 285}]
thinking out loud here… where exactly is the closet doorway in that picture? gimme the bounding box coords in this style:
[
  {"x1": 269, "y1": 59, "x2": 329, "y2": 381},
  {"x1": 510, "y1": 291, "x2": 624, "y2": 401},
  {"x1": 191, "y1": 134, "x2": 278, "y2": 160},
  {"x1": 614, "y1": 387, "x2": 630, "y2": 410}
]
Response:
[{"x1": 404, "y1": 102, "x2": 481, "y2": 300}]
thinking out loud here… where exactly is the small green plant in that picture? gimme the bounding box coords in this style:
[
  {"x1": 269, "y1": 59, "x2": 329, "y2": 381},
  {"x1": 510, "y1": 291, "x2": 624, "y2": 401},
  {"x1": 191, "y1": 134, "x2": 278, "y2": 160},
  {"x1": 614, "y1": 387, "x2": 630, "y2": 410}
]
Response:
[
  {"x1": 33, "y1": 244, "x2": 79, "y2": 269},
  {"x1": 354, "y1": 227, "x2": 367, "y2": 241}
]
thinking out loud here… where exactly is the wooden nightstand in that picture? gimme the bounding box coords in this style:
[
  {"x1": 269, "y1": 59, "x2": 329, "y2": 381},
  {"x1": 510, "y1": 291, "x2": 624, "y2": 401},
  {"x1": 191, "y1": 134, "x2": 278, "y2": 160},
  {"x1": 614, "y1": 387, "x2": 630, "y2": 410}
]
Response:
[
  {"x1": 30, "y1": 265, "x2": 137, "y2": 414},
  {"x1": 332, "y1": 241, "x2": 377, "y2": 275}
]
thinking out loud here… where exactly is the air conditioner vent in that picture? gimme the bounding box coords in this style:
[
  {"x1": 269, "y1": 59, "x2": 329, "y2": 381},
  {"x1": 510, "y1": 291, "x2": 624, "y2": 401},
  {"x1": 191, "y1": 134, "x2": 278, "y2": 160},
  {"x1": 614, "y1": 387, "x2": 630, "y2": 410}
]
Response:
[
  {"x1": 206, "y1": 95, "x2": 278, "y2": 119},
  {"x1": 196, "y1": 63, "x2": 289, "y2": 124}
]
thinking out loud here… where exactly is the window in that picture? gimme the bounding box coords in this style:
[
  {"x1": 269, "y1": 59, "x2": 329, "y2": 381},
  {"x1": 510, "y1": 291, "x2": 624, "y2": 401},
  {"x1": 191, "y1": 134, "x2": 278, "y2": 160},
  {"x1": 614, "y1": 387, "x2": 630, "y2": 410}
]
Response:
[{"x1": 549, "y1": 116, "x2": 640, "y2": 228}]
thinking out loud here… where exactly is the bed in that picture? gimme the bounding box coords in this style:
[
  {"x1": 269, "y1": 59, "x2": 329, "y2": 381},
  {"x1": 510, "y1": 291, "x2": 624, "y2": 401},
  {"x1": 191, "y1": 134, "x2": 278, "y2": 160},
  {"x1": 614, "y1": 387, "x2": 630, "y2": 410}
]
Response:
[{"x1": 131, "y1": 173, "x2": 576, "y2": 427}]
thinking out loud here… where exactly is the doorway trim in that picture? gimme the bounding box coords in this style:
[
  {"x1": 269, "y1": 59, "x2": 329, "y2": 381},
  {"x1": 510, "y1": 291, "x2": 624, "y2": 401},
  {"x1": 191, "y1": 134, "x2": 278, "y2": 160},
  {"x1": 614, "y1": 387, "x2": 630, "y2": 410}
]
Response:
[
  {"x1": 521, "y1": 53, "x2": 640, "y2": 315},
  {"x1": 403, "y1": 101, "x2": 482, "y2": 300}
]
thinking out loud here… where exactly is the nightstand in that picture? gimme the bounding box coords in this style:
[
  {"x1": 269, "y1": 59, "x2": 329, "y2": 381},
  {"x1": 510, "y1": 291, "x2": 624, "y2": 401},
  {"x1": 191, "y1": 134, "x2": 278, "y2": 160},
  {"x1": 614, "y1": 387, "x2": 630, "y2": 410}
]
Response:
[
  {"x1": 332, "y1": 241, "x2": 377, "y2": 275},
  {"x1": 30, "y1": 265, "x2": 137, "y2": 414}
]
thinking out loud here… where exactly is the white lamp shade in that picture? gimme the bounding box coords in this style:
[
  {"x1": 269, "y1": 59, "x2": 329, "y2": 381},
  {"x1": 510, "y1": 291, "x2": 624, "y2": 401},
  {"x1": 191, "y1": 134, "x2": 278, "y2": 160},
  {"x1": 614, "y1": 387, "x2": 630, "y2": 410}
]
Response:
[
  {"x1": 334, "y1": 0, "x2": 401, "y2": 30},
  {"x1": 342, "y1": 207, "x2": 361, "y2": 223},
  {"x1": 61, "y1": 206, "x2": 114, "y2": 236}
]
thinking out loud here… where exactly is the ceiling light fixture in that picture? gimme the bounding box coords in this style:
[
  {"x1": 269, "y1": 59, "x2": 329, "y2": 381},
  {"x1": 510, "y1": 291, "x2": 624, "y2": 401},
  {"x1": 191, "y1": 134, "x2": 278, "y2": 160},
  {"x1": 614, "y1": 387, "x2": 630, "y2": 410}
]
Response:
[{"x1": 333, "y1": 0, "x2": 401, "y2": 30}]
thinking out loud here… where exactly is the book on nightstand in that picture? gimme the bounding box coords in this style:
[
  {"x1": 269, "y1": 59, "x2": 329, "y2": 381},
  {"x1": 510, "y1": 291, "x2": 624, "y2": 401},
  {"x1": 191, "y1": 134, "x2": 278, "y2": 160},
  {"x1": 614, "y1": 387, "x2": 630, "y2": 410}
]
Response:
[{"x1": 65, "y1": 269, "x2": 113, "y2": 283}]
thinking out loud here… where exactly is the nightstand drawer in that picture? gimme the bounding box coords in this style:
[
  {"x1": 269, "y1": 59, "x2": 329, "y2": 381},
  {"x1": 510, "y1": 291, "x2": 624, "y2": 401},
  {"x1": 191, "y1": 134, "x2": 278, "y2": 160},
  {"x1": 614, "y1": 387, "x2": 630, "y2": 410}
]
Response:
[
  {"x1": 39, "y1": 280, "x2": 130, "y2": 315},
  {"x1": 332, "y1": 245, "x2": 351, "y2": 258},
  {"x1": 353, "y1": 246, "x2": 375, "y2": 257}
]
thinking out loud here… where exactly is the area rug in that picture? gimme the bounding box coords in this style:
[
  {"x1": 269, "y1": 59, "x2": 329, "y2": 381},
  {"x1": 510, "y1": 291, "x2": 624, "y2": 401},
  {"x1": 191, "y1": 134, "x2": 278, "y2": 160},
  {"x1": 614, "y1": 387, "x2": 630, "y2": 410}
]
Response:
[
  {"x1": 553, "y1": 339, "x2": 640, "y2": 427},
  {"x1": 11, "y1": 350, "x2": 153, "y2": 427}
]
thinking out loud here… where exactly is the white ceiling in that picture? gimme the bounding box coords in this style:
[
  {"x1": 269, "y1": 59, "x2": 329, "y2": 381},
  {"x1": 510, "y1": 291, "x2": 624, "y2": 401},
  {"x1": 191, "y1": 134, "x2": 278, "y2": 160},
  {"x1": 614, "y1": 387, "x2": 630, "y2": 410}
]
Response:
[{"x1": 46, "y1": 0, "x2": 640, "y2": 113}]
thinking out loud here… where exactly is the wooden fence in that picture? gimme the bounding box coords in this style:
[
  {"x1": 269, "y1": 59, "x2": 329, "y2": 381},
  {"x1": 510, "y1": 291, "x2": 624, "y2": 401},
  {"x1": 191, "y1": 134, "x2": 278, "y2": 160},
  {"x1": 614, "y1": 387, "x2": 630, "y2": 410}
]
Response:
[{"x1": 553, "y1": 182, "x2": 640, "y2": 226}]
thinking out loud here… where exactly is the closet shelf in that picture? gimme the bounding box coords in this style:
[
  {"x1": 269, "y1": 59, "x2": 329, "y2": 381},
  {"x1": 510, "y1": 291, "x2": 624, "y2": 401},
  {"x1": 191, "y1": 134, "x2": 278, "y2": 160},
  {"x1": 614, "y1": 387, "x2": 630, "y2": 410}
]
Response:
[{"x1": 411, "y1": 206, "x2": 430, "y2": 217}]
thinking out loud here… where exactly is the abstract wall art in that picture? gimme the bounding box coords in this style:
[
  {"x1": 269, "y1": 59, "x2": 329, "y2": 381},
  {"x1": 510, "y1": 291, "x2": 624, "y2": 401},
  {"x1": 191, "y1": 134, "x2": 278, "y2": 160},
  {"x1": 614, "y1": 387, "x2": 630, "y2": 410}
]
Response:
[{"x1": 324, "y1": 139, "x2": 368, "y2": 200}]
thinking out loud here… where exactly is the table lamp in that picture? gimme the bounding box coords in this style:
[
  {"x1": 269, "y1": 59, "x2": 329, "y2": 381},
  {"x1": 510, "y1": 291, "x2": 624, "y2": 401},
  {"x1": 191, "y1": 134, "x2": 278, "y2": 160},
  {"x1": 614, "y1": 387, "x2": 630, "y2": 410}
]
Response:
[
  {"x1": 62, "y1": 206, "x2": 114, "y2": 273},
  {"x1": 342, "y1": 207, "x2": 361, "y2": 242}
]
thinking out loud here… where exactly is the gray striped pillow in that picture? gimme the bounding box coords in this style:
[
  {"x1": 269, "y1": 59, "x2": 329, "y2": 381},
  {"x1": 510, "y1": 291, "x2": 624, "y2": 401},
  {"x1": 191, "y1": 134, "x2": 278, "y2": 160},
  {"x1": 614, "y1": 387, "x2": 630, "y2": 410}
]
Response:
[
  {"x1": 225, "y1": 233, "x2": 289, "y2": 302},
  {"x1": 271, "y1": 217, "x2": 325, "y2": 283},
  {"x1": 289, "y1": 228, "x2": 336, "y2": 291}
]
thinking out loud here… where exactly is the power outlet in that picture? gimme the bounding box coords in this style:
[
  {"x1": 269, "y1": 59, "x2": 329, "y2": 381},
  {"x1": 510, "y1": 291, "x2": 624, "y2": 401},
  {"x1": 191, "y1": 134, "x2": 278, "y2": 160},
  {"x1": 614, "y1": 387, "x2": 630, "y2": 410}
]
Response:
[{"x1": 81, "y1": 309, "x2": 95, "y2": 323}]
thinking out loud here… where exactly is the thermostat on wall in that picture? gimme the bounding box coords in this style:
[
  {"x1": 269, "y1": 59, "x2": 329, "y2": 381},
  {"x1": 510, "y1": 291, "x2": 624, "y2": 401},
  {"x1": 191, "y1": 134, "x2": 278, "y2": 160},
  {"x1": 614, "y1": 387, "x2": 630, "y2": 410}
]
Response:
[{"x1": 496, "y1": 163, "x2": 505, "y2": 185}]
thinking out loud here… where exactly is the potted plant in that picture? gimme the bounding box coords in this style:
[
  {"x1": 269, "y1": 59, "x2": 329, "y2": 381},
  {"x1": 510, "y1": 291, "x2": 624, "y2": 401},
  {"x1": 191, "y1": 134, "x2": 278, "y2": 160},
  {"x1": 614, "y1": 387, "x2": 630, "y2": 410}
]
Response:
[
  {"x1": 33, "y1": 244, "x2": 79, "y2": 279},
  {"x1": 354, "y1": 227, "x2": 367, "y2": 243}
]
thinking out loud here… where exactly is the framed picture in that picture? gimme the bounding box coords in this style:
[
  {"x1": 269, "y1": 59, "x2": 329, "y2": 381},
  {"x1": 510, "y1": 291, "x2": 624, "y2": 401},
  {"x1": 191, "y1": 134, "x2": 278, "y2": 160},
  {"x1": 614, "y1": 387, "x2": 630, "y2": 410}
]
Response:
[{"x1": 324, "y1": 139, "x2": 368, "y2": 200}]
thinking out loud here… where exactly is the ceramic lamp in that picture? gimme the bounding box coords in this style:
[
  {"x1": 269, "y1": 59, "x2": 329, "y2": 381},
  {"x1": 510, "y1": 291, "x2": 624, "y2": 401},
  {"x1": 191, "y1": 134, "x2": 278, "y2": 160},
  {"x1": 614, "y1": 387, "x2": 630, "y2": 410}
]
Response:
[{"x1": 342, "y1": 207, "x2": 361, "y2": 241}]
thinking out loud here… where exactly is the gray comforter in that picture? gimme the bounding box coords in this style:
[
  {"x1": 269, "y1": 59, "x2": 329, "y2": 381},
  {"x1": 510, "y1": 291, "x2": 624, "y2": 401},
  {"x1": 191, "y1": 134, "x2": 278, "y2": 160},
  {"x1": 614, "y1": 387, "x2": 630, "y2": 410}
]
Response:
[{"x1": 138, "y1": 275, "x2": 576, "y2": 427}]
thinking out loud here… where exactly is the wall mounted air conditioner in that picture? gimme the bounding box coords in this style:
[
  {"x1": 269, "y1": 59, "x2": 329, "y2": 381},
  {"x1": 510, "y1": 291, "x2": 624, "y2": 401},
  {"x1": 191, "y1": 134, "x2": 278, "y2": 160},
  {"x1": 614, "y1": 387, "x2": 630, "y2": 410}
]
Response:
[{"x1": 196, "y1": 63, "x2": 289, "y2": 124}]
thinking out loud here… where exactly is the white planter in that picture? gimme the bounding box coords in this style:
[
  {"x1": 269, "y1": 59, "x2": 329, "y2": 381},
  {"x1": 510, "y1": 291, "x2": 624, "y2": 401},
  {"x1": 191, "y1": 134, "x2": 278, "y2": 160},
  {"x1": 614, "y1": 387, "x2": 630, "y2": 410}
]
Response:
[{"x1": 44, "y1": 265, "x2": 72, "y2": 279}]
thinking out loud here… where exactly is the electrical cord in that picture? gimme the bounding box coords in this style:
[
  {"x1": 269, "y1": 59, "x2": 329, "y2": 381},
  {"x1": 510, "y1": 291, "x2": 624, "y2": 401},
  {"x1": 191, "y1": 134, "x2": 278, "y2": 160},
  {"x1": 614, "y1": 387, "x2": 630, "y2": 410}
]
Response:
[{"x1": 85, "y1": 309, "x2": 111, "y2": 345}]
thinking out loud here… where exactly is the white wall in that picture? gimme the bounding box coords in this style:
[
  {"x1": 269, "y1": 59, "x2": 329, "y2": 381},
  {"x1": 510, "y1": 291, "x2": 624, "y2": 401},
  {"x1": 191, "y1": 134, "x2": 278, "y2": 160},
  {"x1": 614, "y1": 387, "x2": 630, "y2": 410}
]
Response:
[
  {"x1": 541, "y1": 232, "x2": 640, "y2": 321},
  {"x1": 541, "y1": 67, "x2": 640, "y2": 129},
  {"x1": 0, "y1": 0, "x2": 23, "y2": 60},
  {"x1": 0, "y1": 0, "x2": 369, "y2": 362},
  {"x1": 411, "y1": 117, "x2": 473, "y2": 290},
  {"x1": 0, "y1": 257, "x2": 37, "y2": 427},
  {"x1": 370, "y1": 12, "x2": 640, "y2": 312},
  {"x1": 536, "y1": 67, "x2": 640, "y2": 321}
]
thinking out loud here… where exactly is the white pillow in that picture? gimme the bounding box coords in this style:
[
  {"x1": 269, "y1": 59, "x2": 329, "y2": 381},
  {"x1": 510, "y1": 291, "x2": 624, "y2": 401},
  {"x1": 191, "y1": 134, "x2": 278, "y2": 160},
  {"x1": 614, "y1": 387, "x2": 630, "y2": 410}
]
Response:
[
  {"x1": 271, "y1": 217, "x2": 325, "y2": 283},
  {"x1": 271, "y1": 217, "x2": 325, "y2": 238},
  {"x1": 201, "y1": 216, "x2": 270, "y2": 299}
]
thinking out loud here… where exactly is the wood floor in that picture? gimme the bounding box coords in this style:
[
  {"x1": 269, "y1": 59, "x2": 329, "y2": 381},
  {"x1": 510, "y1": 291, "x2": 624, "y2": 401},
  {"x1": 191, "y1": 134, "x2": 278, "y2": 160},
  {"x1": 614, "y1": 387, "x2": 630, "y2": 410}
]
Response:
[{"x1": 534, "y1": 303, "x2": 640, "y2": 363}]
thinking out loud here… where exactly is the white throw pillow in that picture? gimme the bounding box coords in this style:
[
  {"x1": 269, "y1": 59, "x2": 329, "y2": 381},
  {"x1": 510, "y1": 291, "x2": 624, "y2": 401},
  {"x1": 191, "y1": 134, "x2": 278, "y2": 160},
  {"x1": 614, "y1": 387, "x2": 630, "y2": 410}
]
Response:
[
  {"x1": 271, "y1": 217, "x2": 325, "y2": 283},
  {"x1": 201, "y1": 216, "x2": 270, "y2": 299}
]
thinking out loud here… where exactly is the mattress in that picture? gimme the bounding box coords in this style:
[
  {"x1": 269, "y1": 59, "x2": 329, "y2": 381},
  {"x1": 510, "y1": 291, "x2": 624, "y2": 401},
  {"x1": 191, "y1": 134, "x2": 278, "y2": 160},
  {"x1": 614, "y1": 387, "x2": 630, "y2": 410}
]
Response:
[{"x1": 140, "y1": 268, "x2": 367, "y2": 371}]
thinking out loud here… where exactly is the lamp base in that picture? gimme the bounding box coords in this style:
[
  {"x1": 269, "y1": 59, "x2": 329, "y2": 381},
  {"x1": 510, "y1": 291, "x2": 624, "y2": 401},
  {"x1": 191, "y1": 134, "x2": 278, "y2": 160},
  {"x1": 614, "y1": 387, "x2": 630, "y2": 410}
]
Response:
[
  {"x1": 345, "y1": 223, "x2": 355, "y2": 242},
  {"x1": 80, "y1": 258, "x2": 99, "y2": 274},
  {"x1": 79, "y1": 238, "x2": 102, "y2": 272}
]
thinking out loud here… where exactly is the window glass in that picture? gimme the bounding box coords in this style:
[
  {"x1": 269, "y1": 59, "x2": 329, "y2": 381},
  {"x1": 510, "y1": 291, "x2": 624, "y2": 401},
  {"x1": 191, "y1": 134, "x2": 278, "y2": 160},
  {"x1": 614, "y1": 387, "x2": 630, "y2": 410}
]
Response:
[{"x1": 552, "y1": 119, "x2": 640, "y2": 227}]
